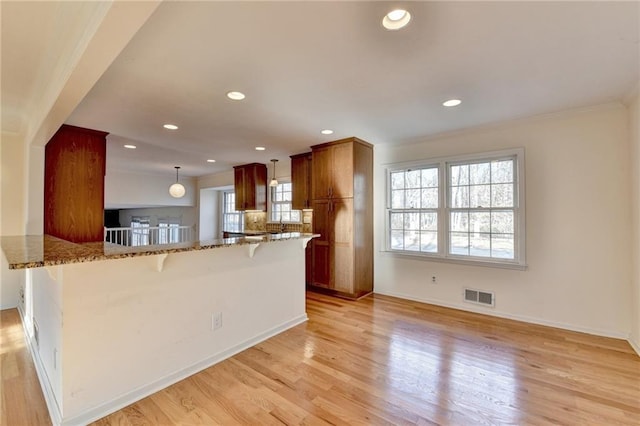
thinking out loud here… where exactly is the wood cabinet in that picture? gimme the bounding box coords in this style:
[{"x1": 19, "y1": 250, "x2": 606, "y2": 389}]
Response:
[
  {"x1": 233, "y1": 163, "x2": 267, "y2": 211},
  {"x1": 311, "y1": 142, "x2": 354, "y2": 200},
  {"x1": 291, "y1": 152, "x2": 314, "y2": 285},
  {"x1": 309, "y1": 137, "x2": 373, "y2": 299},
  {"x1": 44, "y1": 124, "x2": 108, "y2": 243},
  {"x1": 290, "y1": 152, "x2": 312, "y2": 210}
]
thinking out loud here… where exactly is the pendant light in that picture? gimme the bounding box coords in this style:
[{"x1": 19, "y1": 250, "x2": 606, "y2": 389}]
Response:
[
  {"x1": 169, "y1": 166, "x2": 186, "y2": 198},
  {"x1": 269, "y1": 159, "x2": 279, "y2": 187}
]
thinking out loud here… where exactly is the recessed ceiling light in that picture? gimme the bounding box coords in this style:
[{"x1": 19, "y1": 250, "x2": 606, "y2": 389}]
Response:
[
  {"x1": 124, "y1": 144, "x2": 137, "y2": 149},
  {"x1": 321, "y1": 129, "x2": 334, "y2": 135},
  {"x1": 207, "y1": 159, "x2": 216, "y2": 163},
  {"x1": 383, "y1": 9, "x2": 411, "y2": 30},
  {"x1": 443, "y1": 99, "x2": 462, "y2": 107},
  {"x1": 227, "y1": 91, "x2": 246, "y2": 100},
  {"x1": 163, "y1": 124, "x2": 178, "y2": 130},
  {"x1": 255, "y1": 146, "x2": 266, "y2": 151}
]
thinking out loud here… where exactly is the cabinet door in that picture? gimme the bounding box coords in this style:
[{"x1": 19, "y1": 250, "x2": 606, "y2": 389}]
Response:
[
  {"x1": 311, "y1": 147, "x2": 332, "y2": 200},
  {"x1": 233, "y1": 167, "x2": 246, "y2": 210},
  {"x1": 331, "y1": 198, "x2": 354, "y2": 293},
  {"x1": 330, "y1": 143, "x2": 354, "y2": 198},
  {"x1": 311, "y1": 199, "x2": 331, "y2": 288},
  {"x1": 233, "y1": 164, "x2": 267, "y2": 211},
  {"x1": 251, "y1": 164, "x2": 267, "y2": 211},
  {"x1": 291, "y1": 153, "x2": 311, "y2": 210}
]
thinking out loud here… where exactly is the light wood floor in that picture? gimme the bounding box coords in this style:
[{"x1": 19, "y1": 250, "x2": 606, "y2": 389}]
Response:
[
  {"x1": 1, "y1": 309, "x2": 51, "y2": 425},
  {"x1": 3, "y1": 292, "x2": 640, "y2": 425}
]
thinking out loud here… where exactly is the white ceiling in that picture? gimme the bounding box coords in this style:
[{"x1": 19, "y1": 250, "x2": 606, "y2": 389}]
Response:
[{"x1": 6, "y1": 1, "x2": 640, "y2": 178}]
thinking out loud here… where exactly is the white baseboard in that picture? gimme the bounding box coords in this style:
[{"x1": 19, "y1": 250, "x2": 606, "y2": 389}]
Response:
[
  {"x1": 62, "y1": 314, "x2": 308, "y2": 426},
  {"x1": 628, "y1": 335, "x2": 640, "y2": 357},
  {"x1": 374, "y1": 289, "x2": 628, "y2": 340},
  {"x1": 17, "y1": 306, "x2": 63, "y2": 425}
]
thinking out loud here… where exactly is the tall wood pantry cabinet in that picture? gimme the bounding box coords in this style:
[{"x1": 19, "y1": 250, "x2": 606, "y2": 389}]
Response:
[
  {"x1": 310, "y1": 137, "x2": 373, "y2": 299},
  {"x1": 233, "y1": 163, "x2": 267, "y2": 211}
]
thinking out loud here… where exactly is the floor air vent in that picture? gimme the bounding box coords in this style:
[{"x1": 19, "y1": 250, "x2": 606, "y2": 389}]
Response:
[{"x1": 464, "y1": 288, "x2": 495, "y2": 307}]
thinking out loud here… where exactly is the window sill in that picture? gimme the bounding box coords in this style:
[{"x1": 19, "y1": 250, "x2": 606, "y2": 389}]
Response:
[{"x1": 380, "y1": 250, "x2": 528, "y2": 271}]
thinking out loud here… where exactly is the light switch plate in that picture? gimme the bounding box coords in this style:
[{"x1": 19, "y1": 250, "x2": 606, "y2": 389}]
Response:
[{"x1": 303, "y1": 216, "x2": 311, "y2": 224}]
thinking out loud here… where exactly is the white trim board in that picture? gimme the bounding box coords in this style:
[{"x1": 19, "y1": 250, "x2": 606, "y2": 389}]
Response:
[
  {"x1": 17, "y1": 306, "x2": 63, "y2": 425},
  {"x1": 374, "y1": 289, "x2": 629, "y2": 341},
  {"x1": 628, "y1": 336, "x2": 640, "y2": 358}
]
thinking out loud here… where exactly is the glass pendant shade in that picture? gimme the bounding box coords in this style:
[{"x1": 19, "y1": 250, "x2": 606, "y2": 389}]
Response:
[
  {"x1": 269, "y1": 159, "x2": 278, "y2": 187},
  {"x1": 169, "y1": 166, "x2": 185, "y2": 198},
  {"x1": 169, "y1": 182, "x2": 186, "y2": 198}
]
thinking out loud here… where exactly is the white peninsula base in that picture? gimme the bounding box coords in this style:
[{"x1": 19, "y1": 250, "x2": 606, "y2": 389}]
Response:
[{"x1": 21, "y1": 238, "x2": 308, "y2": 425}]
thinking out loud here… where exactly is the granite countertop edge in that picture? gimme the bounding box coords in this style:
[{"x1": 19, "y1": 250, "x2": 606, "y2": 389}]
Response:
[{"x1": 1, "y1": 233, "x2": 319, "y2": 270}]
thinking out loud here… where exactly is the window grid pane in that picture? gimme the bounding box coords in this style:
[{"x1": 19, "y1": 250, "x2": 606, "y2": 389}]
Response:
[
  {"x1": 271, "y1": 183, "x2": 301, "y2": 223},
  {"x1": 447, "y1": 158, "x2": 516, "y2": 260},
  {"x1": 223, "y1": 191, "x2": 243, "y2": 233},
  {"x1": 388, "y1": 166, "x2": 439, "y2": 254}
]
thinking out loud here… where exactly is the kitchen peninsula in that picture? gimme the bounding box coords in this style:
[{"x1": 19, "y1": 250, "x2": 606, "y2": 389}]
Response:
[{"x1": 1, "y1": 232, "x2": 316, "y2": 425}]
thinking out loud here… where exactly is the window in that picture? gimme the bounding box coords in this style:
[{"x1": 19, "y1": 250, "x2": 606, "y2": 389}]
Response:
[
  {"x1": 130, "y1": 217, "x2": 150, "y2": 246},
  {"x1": 386, "y1": 149, "x2": 525, "y2": 268},
  {"x1": 389, "y1": 166, "x2": 439, "y2": 253},
  {"x1": 158, "y1": 217, "x2": 181, "y2": 244},
  {"x1": 270, "y1": 182, "x2": 301, "y2": 223},
  {"x1": 222, "y1": 191, "x2": 243, "y2": 232}
]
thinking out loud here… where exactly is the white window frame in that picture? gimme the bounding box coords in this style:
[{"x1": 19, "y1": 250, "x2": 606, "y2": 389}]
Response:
[
  {"x1": 269, "y1": 181, "x2": 301, "y2": 223},
  {"x1": 158, "y1": 217, "x2": 181, "y2": 244},
  {"x1": 130, "y1": 216, "x2": 150, "y2": 247},
  {"x1": 222, "y1": 191, "x2": 243, "y2": 233},
  {"x1": 384, "y1": 148, "x2": 526, "y2": 270}
]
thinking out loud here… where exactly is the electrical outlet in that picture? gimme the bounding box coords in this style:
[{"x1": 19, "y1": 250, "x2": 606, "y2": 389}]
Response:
[
  {"x1": 212, "y1": 312, "x2": 223, "y2": 331},
  {"x1": 431, "y1": 276, "x2": 437, "y2": 284}
]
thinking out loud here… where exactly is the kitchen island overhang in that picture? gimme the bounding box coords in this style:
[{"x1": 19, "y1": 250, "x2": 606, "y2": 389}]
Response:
[{"x1": 1, "y1": 233, "x2": 317, "y2": 425}]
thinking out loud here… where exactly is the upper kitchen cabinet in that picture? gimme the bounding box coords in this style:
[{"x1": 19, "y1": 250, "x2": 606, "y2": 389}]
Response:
[
  {"x1": 290, "y1": 152, "x2": 312, "y2": 210},
  {"x1": 44, "y1": 124, "x2": 108, "y2": 243},
  {"x1": 233, "y1": 163, "x2": 267, "y2": 211},
  {"x1": 311, "y1": 141, "x2": 354, "y2": 200}
]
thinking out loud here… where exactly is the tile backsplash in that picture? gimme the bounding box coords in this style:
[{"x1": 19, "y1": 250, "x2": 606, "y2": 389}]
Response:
[{"x1": 243, "y1": 210, "x2": 313, "y2": 233}]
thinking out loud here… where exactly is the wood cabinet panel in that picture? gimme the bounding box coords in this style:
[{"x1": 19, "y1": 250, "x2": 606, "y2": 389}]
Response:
[
  {"x1": 290, "y1": 152, "x2": 312, "y2": 210},
  {"x1": 311, "y1": 147, "x2": 331, "y2": 200},
  {"x1": 233, "y1": 163, "x2": 267, "y2": 211},
  {"x1": 311, "y1": 199, "x2": 331, "y2": 288},
  {"x1": 44, "y1": 124, "x2": 107, "y2": 243},
  {"x1": 308, "y1": 138, "x2": 371, "y2": 299},
  {"x1": 331, "y1": 143, "x2": 354, "y2": 198},
  {"x1": 311, "y1": 143, "x2": 353, "y2": 199}
]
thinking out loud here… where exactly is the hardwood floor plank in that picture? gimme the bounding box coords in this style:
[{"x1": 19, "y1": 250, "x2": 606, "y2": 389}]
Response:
[
  {"x1": 2, "y1": 292, "x2": 639, "y2": 425},
  {"x1": 0, "y1": 309, "x2": 51, "y2": 426}
]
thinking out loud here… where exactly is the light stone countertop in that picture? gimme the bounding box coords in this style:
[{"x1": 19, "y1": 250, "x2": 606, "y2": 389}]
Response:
[{"x1": 1, "y1": 233, "x2": 318, "y2": 270}]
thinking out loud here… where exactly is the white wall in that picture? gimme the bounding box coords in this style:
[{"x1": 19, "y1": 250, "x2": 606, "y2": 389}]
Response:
[
  {"x1": 198, "y1": 188, "x2": 219, "y2": 240},
  {"x1": 30, "y1": 267, "x2": 64, "y2": 413},
  {"x1": 105, "y1": 169, "x2": 196, "y2": 209},
  {"x1": 629, "y1": 93, "x2": 640, "y2": 353},
  {"x1": 198, "y1": 170, "x2": 234, "y2": 189},
  {"x1": 374, "y1": 103, "x2": 632, "y2": 338},
  {"x1": 1, "y1": 132, "x2": 27, "y2": 309}
]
